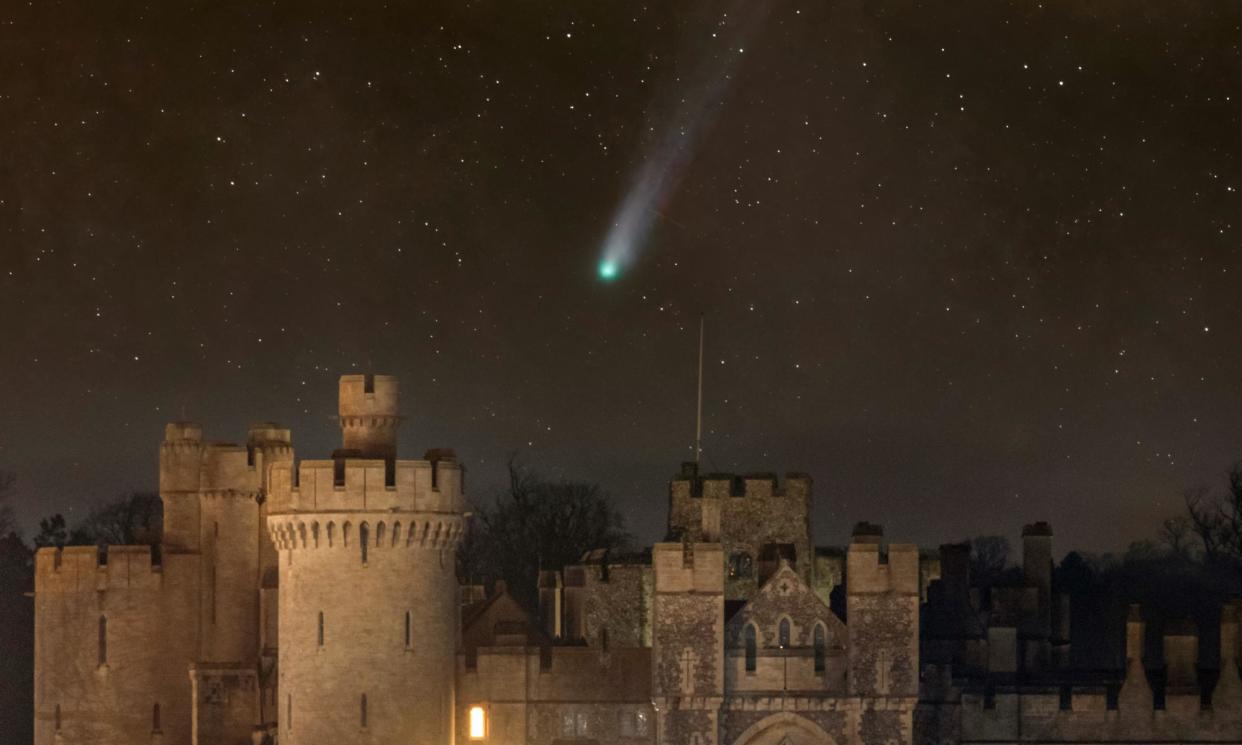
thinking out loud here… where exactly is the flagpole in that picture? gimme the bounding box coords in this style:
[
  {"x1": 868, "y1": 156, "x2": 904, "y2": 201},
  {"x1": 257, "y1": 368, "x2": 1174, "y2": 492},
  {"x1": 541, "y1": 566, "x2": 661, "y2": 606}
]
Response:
[{"x1": 696, "y1": 315, "x2": 704, "y2": 466}]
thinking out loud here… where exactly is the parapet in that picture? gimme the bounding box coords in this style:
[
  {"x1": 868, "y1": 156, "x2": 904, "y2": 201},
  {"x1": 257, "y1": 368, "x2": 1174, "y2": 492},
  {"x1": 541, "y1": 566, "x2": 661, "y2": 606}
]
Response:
[
  {"x1": 248, "y1": 422, "x2": 292, "y2": 446},
  {"x1": 653, "y1": 542, "x2": 723, "y2": 594},
  {"x1": 164, "y1": 421, "x2": 203, "y2": 444},
  {"x1": 35, "y1": 545, "x2": 164, "y2": 593},
  {"x1": 265, "y1": 455, "x2": 465, "y2": 515},
  {"x1": 846, "y1": 530, "x2": 919, "y2": 595},
  {"x1": 339, "y1": 374, "x2": 399, "y2": 419},
  {"x1": 669, "y1": 470, "x2": 812, "y2": 501},
  {"x1": 160, "y1": 421, "x2": 291, "y2": 496},
  {"x1": 1022, "y1": 521, "x2": 1054, "y2": 537}
]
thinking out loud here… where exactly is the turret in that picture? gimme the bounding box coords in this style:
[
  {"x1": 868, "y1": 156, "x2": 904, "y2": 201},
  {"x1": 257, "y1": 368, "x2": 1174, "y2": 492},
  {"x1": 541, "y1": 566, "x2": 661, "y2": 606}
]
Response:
[
  {"x1": 267, "y1": 375, "x2": 465, "y2": 745},
  {"x1": 338, "y1": 373, "x2": 400, "y2": 459},
  {"x1": 160, "y1": 422, "x2": 204, "y2": 551},
  {"x1": 846, "y1": 523, "x2": 920, "y2": 698}
]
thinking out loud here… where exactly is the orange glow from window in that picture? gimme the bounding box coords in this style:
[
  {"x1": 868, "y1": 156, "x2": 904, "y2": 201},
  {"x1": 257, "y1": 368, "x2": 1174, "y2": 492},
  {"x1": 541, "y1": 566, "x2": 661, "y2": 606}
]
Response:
[{"x1": 469, "y1": 705, "x2": 486, "y2": 740}]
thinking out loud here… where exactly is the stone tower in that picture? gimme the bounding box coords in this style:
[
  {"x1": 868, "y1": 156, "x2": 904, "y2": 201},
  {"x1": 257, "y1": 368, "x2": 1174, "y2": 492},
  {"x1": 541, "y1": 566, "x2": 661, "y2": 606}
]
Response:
[{"x1": 266, "y1": 374, "x2": 466, "y2": 745}]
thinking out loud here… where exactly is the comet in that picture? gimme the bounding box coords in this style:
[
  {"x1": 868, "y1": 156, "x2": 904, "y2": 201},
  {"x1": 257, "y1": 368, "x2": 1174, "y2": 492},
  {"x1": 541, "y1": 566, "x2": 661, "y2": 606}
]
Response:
[{"x1": 597, "y1": 0, "x2": 770, "y2": 280}]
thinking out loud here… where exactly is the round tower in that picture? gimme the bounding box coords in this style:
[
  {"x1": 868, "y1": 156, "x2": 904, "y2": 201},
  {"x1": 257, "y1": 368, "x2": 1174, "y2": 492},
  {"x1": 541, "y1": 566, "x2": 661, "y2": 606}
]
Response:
[{"x1": 267, "y1": 375, "x2": 465, "y2": 745}]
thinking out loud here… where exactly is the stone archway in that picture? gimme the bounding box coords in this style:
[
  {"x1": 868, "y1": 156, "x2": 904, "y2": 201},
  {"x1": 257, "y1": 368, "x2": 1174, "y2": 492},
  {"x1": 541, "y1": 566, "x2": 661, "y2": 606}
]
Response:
[{"x1": 732, "y1": 711, "x2": 837, "y2": 745}]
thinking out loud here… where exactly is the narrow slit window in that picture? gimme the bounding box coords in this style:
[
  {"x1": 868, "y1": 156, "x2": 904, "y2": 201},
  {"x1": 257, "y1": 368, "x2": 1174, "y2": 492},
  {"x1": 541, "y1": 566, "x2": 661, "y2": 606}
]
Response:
[
  {"x1": 405, "y1": 611, "x2": 412, "y2": 649},
  {"x1": 814, "y1": 623, "x2": 827, "y2": 672},
  {"x1": 54, "y1": 704, "x2": 61, "y2": 732},
  {"x1": 360, "y1": 523, "x2": 369, "y2": 563},
  {"x1": 360, "y1": 693, "x2": 368, "y2": 729},
  {"x1": 98, "y1": 615, "x2": 108, "y2": 666},
  {"x1": 152, "y1": 703, "x2": 161, "y2": 733},
  {"x1": 287, "y1": 694, "x2": 292, "y2": 730},
  {"x1": 318, "y1": 611, "x2": 325, "y2": 647},
  {"x1": 744, "y1": 623, "x2": 757, "y2": 673},
  {"x1": 778, "y1": 618, "x2": 791, "y2": 648}
]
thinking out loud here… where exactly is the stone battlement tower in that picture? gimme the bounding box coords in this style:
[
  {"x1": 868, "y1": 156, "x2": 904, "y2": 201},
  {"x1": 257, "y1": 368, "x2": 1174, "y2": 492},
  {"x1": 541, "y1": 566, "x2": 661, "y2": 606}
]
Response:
[{"x1": 266, "y1": 374, "x2": 466, "y2": 745}]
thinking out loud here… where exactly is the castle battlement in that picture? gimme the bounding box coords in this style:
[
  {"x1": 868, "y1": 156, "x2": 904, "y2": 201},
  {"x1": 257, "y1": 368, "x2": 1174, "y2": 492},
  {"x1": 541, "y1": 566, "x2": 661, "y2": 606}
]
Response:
[
  {"x1": 35, "y1": 545, "x2": 164, "y2": 593},
  {"x1": 846, "y1": 535, "x2": 920, "y2": 596},
  {"x1": 670, "y1": 470, "x2": 812, "y2": 501},
  {"x1": 653, "y1": 541, "x2": 723, "y2": 593},
  {"x1": 265, "y1": 456, "x2": 464, "y2": 514}
]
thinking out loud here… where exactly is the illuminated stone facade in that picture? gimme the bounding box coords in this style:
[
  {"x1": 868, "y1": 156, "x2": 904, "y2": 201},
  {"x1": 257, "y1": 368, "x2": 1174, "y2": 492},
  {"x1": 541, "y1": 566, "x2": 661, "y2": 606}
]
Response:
[{"x1": 30, "y1": 374, "x2": 1242, "y2": 745}]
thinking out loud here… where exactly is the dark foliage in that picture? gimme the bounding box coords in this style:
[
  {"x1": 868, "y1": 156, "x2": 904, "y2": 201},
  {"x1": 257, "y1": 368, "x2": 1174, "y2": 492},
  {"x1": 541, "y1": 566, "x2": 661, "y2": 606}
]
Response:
[
  {"x1": 34, "y1": 492, "x2": 162, "y2": 548},
  {"x1": 0, "y1": 471, "x2": 32, "y2": 745},
  {"x1": 458, "y1": 458, "x2": 630, "y2": 611}
]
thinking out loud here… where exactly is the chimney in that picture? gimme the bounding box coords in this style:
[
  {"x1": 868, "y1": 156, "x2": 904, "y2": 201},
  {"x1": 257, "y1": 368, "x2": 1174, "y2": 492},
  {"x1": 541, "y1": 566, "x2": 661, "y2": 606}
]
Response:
[
  {"x1": 938, "y1": 542, "x2": 972, "y2": 602},
  {"x1": 852, "y1": 521, "x2": 883, "y2": 545},
  {"x1": 1021, "y1": 522, "x2": 1053, "y2": 639},
  {"x1": 1118, "y1": 604, "x2": 1153, "y2": 710},
  {"x1": 1163, "y1": 618, "x2": 1199, "y2": 692},
  {"x1": 538, "y1": 571, "x2": 563, "y2": 639}
]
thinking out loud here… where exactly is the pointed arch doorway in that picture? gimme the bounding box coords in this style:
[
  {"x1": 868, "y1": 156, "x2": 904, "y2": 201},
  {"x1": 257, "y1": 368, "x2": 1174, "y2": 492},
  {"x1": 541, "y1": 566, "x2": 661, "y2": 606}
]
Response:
[{"x1": 732, "y1": 711, "x2": 838, "y2": 745}]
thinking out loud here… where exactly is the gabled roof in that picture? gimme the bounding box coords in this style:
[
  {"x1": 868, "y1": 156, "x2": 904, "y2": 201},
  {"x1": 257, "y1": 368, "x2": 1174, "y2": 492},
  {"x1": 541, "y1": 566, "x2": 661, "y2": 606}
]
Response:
[
  {"x1": 461, "y1": 585, "x2": 550, "y2": 650},
  {"x1": 724, "y1": 561, "x2": 847, "y2": 647}
]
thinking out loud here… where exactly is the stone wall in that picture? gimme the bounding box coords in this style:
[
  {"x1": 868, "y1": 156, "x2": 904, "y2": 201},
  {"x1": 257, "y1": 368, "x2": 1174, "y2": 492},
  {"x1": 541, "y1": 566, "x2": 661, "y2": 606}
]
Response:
[
  {"x1": 668, "y1": 472, "x2": 813, "y2": 600},
  {"x1": 457, "y1": 646, "x2": 653, "y2": 744},
  {"x1": 270, "y1": 513, "x2": 463, "y2": 745},
  {"x1": 33, "y1": 546, "x2": 199, "y2": 745},
  {"x1": 580, "y1": 561, "x2": 653, "y2": 649}
]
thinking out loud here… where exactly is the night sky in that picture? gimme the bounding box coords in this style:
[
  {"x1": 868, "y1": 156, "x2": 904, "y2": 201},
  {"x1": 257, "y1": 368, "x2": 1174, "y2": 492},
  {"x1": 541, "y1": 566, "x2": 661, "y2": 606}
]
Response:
[{"x1": 3, "y1": 1, "x2": 1240, "y2": 555}]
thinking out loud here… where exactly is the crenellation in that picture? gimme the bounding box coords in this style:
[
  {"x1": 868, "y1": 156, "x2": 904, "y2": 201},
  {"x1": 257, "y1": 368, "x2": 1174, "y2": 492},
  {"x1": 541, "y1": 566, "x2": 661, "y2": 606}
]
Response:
[
  {"x1": 43, "y1": 374, "x2": 1242, "y2": 745},
  {"x1": 267, "y1": 457, "x2": 464, "y2": 514},
  {"x1": 35, "y1": 545, "x2": 165, "y2": 592}
]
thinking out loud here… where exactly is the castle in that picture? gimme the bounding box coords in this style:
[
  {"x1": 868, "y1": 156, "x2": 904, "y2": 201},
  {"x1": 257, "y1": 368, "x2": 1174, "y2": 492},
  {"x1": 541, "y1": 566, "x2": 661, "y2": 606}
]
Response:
[{"x1": 30, "y1": 374, "x2": 1242, "y2": 745}]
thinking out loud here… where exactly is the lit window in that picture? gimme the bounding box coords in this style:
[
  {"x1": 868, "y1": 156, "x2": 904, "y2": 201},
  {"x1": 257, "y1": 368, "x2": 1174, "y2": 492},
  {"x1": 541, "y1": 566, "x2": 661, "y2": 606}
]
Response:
[{"x1": 469, "y1": 705, "x2": 486, "y2": 740}]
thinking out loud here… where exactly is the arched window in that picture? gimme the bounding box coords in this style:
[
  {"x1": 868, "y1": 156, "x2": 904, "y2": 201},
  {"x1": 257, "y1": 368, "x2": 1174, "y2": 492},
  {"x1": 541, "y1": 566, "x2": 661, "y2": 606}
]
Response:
[
  {"x1": 342, "y1": 522, "x2": 352, "y2": 547},
  {"x1": 392, "y1": 522, "x2": 401, "y2": 546},
  {"x1": 318, "y1": 611, "x2": 325, "y2": 647},
  {"x1": 360, "y1": 693, "x2": 368, "y2": 729},
  {"x1": 744, "y1": 623, "x2": 757, "y2": 673},
  {"x1": 375, "y1": 522, "x2": 385, "y2": 547},
  {"x1": 728, "y1": 552, "x2": 754, "y2": 579},
  {"x1": 814, "y1": 623, "x2": 827, "y2": 672},
  {"x1": 405, "y1": 611, "x2": 413, "y2": 649},
  {"x1": 360, "y1": 523, "x2": 369, "y2": 564},
  {"x1": 327, "y1": 522, "x2": 335, "y2": 547},
  {"x1": 778, "y1": 618, "x2": 791, "y2": 649},
  {"x1": 98, "y1": 615, "x2": 108, "y2": 666},
  {"x1": 152, "y1": 702, "x2": 161, "y2": 733},
  {"x1": 311, "y1": 522, "x2": 320, "y2": 548}
]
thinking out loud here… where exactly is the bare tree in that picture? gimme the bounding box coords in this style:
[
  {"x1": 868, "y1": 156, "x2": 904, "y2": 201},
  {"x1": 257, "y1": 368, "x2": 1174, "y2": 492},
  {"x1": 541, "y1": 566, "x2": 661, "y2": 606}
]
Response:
[
  {"x1": 969, "y1": 535, "x2": 1011, "y2": 587},
  {"x1": 1158, "y1": 515, "x2": 1196, "y2": 561},
  {"x1": 1181, "y1": 465, "x2": 1242, "y2": 568},
  {"x1": 459, "y1": 457, "x2": 630, "y2": 611}
]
